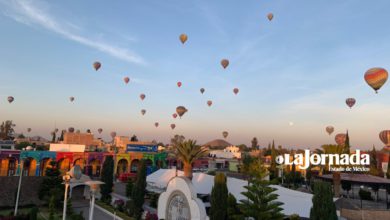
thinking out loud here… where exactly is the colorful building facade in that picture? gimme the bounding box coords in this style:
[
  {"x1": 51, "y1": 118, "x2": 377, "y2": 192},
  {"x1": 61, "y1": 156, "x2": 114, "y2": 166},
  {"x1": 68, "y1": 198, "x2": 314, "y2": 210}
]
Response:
[{"x1": 0, "y1": 150, "x2": 167, "y2": 177}]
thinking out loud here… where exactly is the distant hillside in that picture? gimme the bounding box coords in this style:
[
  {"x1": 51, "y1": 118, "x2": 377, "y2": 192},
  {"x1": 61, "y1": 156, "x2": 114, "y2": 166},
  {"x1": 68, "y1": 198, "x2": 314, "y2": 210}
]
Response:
[{"x1": 203, "y1": 139, "x2": 232, "y2": 150}]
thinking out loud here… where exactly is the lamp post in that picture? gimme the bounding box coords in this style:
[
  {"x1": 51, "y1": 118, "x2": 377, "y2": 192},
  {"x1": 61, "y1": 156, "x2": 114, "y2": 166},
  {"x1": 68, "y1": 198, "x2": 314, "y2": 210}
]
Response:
[
  {"x1": 14, "y1": 155, "x2": 24, "y2": 216},
  {"x1": 62, "y1": 165, "x2": 83, "y2": 220},
  {"x1": 85, "y1": 180, "x2": 105, "y2": 220}
]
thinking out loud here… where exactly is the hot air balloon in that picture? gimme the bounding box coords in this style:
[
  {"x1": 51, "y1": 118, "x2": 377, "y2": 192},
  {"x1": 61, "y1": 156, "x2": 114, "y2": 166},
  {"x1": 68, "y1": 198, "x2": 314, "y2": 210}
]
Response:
[
  {"x1": 141, "y1": 109, "x2": 146, "y2": 115},
  {"x1": 69, "y1": 97, "x2": 75, "y2": 102},
  {"x1": 155, "y1": 122, "x2": 159, "y2": 128},
  {"x1": 207, "y1": 100, "x2": 213, "y2": 107},
  {"x1": 179, "y1": 34, "x2": 188, "y2": 44},
  {"x1": 68, "y1": 127, "x2": 75, "y2": 133},
  {"x1": 93, "y1": 61, "x2": 101, "y2": 71},
  {"x1": 345, "y1": 98, "x2": 356, "y2": 109},
  {"x1": 221, "y1": 59, "x2": 229, "y2": 69},
  {"x1": 176, "y1": 106, "x2": 188, "y2": 118},
  {"x1": 200, "y1": 88, "x2": 205, "y2": 94},
  {"x1": 326, "y1": 126, "x2": 334, "y2": 135},
  {"x1": 86, "y1": 129, "x2": 91, "y2": 133},
  {"x1": 27, "y1": 128, "x2": 31, "y2": 133},
  {"x1": 172, "y1": 113, "x2": 178, "y2": 119},
  {"x1": 140, "y1": 94, "x2": 146, "y2": 101},
  {"x1": 267, "y1": 13, "x2": 274, "y2": 21},
  {"x1": 170, "y1": 124, "x2": 176, "y2": 130},
  {"x1": 7, "y1": 96, "x2": 14, "y2": 103},
  {"x1": 233, "y1": 88, "x2": 239, "y2": 95},
  {"x1": 222, "y1": 131, "x2": 229, "y2": 139},
  {"x1": 177, "y1": 82, "x2": 182, "y2": 87},
  {"x1": 98, "y1": 128, "x2": 103, "y2": 134},
  {"x1": 379, "y1": 130, "x2": 390, "y2": 147},
  {"x1": 124, "y1": 77, "x2": 130, "y2": 84},
  {"x1": 364, "y1": 67, "x2": 388, "y2": 93},
  {"x1": 110, "y1": 131, "x2": 116, "y2": 139},
  {"x1": 335, "y1": 133, "x2": 346, "y2": 146},
  {"x1": 54, "y1": 128, "x2": 59, "y2": 133}
]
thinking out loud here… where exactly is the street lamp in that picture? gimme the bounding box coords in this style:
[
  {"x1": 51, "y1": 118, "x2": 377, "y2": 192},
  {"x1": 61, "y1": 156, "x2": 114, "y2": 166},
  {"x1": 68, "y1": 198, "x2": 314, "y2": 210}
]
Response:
[
  {"x1": 85, "y1": 180, "x2": 105, "y2": 220},
  {"x1": 62, "y1": 165, "x2": 82, "y2": 220}
]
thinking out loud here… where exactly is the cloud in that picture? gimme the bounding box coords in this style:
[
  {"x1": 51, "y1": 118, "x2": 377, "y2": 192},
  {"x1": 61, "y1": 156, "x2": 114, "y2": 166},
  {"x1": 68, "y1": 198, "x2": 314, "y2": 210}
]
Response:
[{"x1": 0, "y1": 0, "x2": 145, "y2": 64}]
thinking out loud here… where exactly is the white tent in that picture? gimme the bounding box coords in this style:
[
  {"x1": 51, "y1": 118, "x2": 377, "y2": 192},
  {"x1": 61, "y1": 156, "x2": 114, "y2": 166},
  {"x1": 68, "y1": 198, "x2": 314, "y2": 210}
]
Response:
[{"x1": 147, "y1": 169, "x2": 315, "y2": 218}]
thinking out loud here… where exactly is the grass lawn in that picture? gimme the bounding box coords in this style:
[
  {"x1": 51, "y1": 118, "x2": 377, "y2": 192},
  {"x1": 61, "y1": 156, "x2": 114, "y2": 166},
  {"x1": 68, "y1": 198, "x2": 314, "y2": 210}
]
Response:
[{"x1": 96, "y1": 200, "x2": 134, "y2": 220}]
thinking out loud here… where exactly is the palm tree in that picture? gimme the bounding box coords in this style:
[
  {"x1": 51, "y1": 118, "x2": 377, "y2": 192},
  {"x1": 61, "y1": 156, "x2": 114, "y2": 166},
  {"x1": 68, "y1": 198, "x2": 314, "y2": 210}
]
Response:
[
  {"x1": 174, "y1": 139, "x2": 208, "y2": 179},
  {"x1": 320, "y1": 145, "x2": 344, "y2": 197}
]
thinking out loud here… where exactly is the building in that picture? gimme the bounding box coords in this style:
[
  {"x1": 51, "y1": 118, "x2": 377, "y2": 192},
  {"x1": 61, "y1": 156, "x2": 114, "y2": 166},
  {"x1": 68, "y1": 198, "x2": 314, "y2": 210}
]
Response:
[
  {"x1": 0, "y1": 140, "x2": 15, "y2": 150},
  {"x1": 62, "y1": 132, "x2": 103, "y2": 149}
]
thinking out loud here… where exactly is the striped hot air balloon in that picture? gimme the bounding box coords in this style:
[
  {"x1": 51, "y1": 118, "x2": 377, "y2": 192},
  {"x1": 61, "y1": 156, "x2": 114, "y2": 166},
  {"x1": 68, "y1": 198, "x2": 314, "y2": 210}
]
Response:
[
  {"x1": 379, "y1": 130, "x2": 390, "y2": 147},
  {"x1": 345, "y1": 98, "x2": 356, "y2": 109},
  {"x1": 326, "y1": 126, "x2": 334, "y2": 135},
  {"x1": 364, "y1": 68, "x2": 388, "y2": 93},
  {"x1": 335, "y1": 133, "x2": 346, "y2": 146}
]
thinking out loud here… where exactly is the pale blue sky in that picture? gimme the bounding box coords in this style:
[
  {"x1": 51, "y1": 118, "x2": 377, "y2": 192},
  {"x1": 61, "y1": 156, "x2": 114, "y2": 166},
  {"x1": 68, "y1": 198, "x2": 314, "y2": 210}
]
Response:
[{"x1": 1, "y1": 0, "x2": 390, "y2": 149}]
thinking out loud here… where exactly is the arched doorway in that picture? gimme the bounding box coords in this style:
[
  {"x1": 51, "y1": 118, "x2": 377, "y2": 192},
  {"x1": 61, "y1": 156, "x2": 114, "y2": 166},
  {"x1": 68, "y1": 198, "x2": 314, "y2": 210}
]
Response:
[
  {"x1": 23, "y1": 158, "x2": 37, "y2": 176},
  {"x1": 0, "y1": 158, "x2": 17, "y2": 176},
  {"x1": 117, "y1": 159, "x2": 129, "y2": 176},
  {"x1": 130, "y1": 159, "x2": 139, "y2": 173},
  {"x1": 74, "y1": 158, "x2": 85, "y2": 170},
  {"x1": 89, "y1": 159, "x2": 101, "y2": 177},
  {"x1": 40, "y1": 158, "x2": 52, "y2": 176},
  {"x1": 58, "y1": 158, "x2": 71, "y2": 174}
]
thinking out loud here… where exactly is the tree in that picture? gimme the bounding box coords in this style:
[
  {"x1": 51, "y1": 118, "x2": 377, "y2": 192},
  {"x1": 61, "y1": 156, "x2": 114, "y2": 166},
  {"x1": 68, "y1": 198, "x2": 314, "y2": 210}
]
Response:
[
  {"x1": 131, "y1": 160, "x2": 147, "y2": 219},
  {"x1": 59, "y1": 130, "x2": 65, "y2": 142},
  {"x1": 251, "y1": 137, "x2": 258, "y2": 149},
  {"x1": 210, "y1": 173, "x2": 228, "y2": 220},
  {"x1": 170, "y1": 134, "x2": 185, "y2": 148},
  {"x1": 126, "y1": 178, "x2": 134, "y2": 198},
  {"x1": 341, "y1": 181, "x2": 351, "y2": 198},
  {"x1": 0, "y1": 120, "x2": 15, "y2": 140},
  {"x1": 369, "y1": 146, "x2": 380, "y2": 176},
  {"x1": 39, "y1": 161, "x2": 63, "y2": 206},
  {"x1": 343, "y1": 131, "x2": 350, "y2": 154},
  {"x1": 51, "y1": 132, "x2": 56, "y2": 143},
  {"x1": 100, "y1": 156, "x2": 114, "y2": 204},
  {"x1": 15, "y1": 141, "x2": 31, "y2": 150},
  {"x1": 270, "y1": 140, "x2": 277, "y2": 179},
  {"x1": 227, "y1": 193, "x2": 241, "y2": 220},
  {"x1": 310, "y1": 182, "x2": 337, "y2": 220},
  {"x1": 17, "y1": 133, "x2": 25, "y2": 139},
  {"x1": 320, "y1": 144, "x2": 344, "y2": 197},
  {"x1": 174, "y1": 139, "x2": 208, "y2": 179},
  {"x1": 130, "y1": 135, "x2": 138, "y2": 142},
  {"x1": 48, "y1": 195, "x2": 56, "y2": 220},
  {"x1": 238, "y1": 159, "x2": 283, "y2": 220}
]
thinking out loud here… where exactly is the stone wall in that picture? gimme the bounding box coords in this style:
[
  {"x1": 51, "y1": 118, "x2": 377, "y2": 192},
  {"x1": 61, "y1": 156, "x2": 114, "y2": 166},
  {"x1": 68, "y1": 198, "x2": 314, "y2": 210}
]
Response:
[
  {"x1": 0, "y1": 176, "x2": 44, "y2": 207},
  {"x1": 341, "y1": 208, "x2": 390, "y2": 220}
]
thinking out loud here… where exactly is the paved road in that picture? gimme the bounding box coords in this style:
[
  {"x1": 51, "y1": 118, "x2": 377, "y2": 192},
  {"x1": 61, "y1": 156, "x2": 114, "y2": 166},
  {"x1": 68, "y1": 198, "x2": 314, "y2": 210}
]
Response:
[{"x1": 73, "y1": 200, "x2": 114, "y2": 220}]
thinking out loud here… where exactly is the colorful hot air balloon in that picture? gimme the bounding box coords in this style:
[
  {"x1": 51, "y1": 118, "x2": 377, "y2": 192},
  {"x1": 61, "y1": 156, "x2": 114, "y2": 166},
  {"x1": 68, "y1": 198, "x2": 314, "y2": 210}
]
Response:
[
  {"x1": 27, "y1": 128, "x2": 31, "y2": 133},
  {"x1": 93, "y1": 61, "x2": 101, "y2": 71},
  {"x1": 207, "y1": 100, "x2": 213, "y2": 107},
  {"x1": 221, "y1": 59, "x2": 229, "y2": 69},
  {"x1": 140, "y1": 94, "x2": 146, "y2": 101},
  {"x1": 68, "y1": 127, "x2": 75, "y2": 133},
  {"x1": 170, "y1": 124, "x2": 176, "y2": 130},
  {"x1": 110, "y1": 131, "x2": 116, "y2": 138},
  {"x1": 222, "y1": 131, "x2": 229, "y2": 139},
  {"x1": 364, "y1": 67, "x2": 388, "y2": 93},
  {"x1": 141, "y1": 109, "x2": 146, "y2": 115},
  {"x1": 172, "y1": 113, "x2": 178, "y2": 119},
  {"x1": 326, "y1": 126, "x2": 334, "y2": 135},
  {"x1": 176, "y1": 106, "x2": 188, "y2": 118},
  {"x1": 200, "y1": 88, "x2": 205, "y2": 94},
  {"x1": 379, "y1": 130, "x2": 390, "y2": 147},
  {"x1": 179, "y1": 34, "x2": 188, "y2": 44},
  {"x1": 345, "y1": 98, "x2": 356, "y2": 109},
  {"x1": 7, "y1": 96, "x2": 14, "y2": 103},
  {"x1": 98, "y1": 128, "x2": 103, "y2": 134},
  {"x1": 177, "y1": 82, "x2": 182, "y2": 87},
  {"x1": 233, "y1": 88, "x2": 239, "y2": 95},
  {"x1": 267, "y1": 13, "x2": 274, "y2": 21},
  {"x1": 335, "y1": 133, "x2": 346, "y2": 145},
  {"x1": 124, "y1": 77, "x2": 130, "y2": 84},
  {"x1": 155, "y1": 122, "x2": 159, "y2": 128},
  {"x1": 69, "y1": 97, "x2": 75, "y2": 102}
]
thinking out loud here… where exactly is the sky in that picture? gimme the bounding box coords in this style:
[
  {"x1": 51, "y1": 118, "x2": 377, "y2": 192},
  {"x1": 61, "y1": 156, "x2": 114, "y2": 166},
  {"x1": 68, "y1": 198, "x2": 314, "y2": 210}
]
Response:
[{"x1": 1, "y1": 0, "x2": 390, "y2": 149}]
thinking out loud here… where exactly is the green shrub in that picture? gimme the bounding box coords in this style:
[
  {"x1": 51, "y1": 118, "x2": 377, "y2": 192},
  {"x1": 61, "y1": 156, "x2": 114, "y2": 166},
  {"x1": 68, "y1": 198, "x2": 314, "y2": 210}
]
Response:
[{"x1": 29, "y1": 206, "x2": 39, "y2": 220}]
